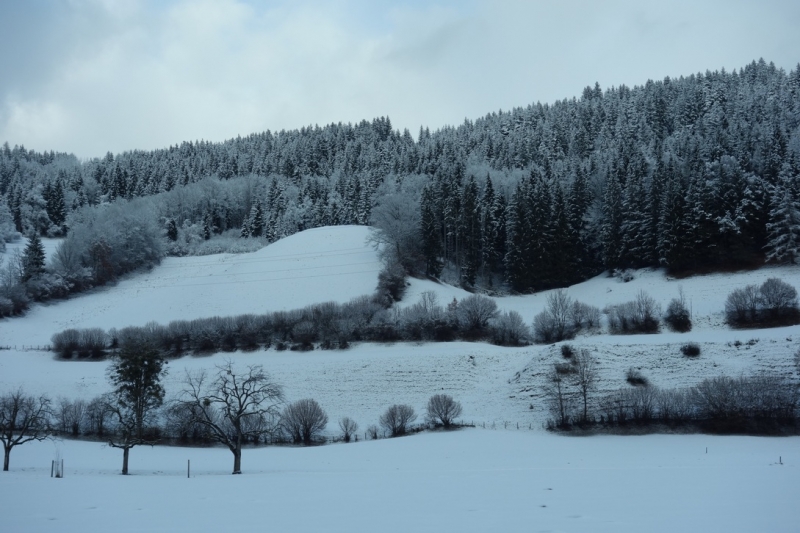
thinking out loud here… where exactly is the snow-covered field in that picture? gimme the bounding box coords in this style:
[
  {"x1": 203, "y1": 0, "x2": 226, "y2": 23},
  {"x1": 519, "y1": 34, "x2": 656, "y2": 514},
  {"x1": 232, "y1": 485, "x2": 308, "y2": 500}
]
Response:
[
  {"x1": 2, "y1": 431, "x2": 798, "y2": 533},
  {"x1": 1, "y1": 225, "x2": 799, "y2": 532},
  {"x1": 0, "y1": 226, "x2": 381, "y2": 347}
]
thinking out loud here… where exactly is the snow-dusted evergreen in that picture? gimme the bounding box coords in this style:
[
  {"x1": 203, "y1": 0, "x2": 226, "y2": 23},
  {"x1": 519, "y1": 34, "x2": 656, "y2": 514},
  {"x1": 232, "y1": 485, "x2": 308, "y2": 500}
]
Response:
[{"x1": 0, "y1": 61, "x2": 797, "y2": 296}]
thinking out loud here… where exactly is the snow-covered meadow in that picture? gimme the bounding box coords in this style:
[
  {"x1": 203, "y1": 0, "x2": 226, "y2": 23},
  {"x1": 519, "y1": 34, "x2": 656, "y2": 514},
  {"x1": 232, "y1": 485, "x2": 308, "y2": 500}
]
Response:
[
  {"x1": 4, "y1": 430, "x2": 799, "y2": 533},
  {"x1": 1, "y1": 225, "x2": 800, "y2": 532}
]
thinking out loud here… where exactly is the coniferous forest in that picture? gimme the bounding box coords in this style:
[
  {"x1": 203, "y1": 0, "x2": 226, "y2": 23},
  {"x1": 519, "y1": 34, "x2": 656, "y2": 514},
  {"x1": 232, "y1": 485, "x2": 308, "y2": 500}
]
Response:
[{"x1": 1, "y1": 59, "x2": 799, "y2": 313}]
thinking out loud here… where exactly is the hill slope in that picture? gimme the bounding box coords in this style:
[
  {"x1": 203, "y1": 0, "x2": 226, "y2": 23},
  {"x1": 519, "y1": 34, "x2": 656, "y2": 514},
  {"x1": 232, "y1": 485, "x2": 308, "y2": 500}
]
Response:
[
  {"x1": 1, "y1": 225, "x2": 798, "y2": 430},
  {"x1": 0, "y1": 225, "x2": 380, "y2": 347}
]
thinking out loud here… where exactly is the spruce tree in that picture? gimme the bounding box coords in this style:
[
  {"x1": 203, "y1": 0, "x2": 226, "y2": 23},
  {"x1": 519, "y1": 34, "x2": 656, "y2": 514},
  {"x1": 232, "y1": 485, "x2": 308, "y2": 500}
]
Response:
[
  {"x1": 601, "y1": 173, "x2": 624, "y2": 270},
  {"x1": 459, "y1": 176, "x2": 481, "y2": 287},
  {"x1": 420, "y1": 185, "x2": 443, "y2": 277},
  {"x1": 248, "y1": 199, "x2": 265, "y2": 237},
  {"x1": 765, "y1": 165, "x2": 800, "y2": 264},
  {"x1": 21, "y1": 233, "x2": 46, "y2": 282},
  {"x1": 106, "y1": 338, "x2": 166, "y2": 475}
]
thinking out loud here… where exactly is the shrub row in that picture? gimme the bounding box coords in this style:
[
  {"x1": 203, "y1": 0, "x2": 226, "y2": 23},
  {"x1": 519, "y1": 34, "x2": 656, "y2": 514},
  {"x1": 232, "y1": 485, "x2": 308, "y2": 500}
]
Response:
[
  {"x1": 725, "y1": 277, "x2": 800, "y2": 328},
  {"x1": 549, "y1": 373, "x2": 799, "y2": 434},
  {"x1": 51, "y1": 291, "x2": 529, "y2": 359}
]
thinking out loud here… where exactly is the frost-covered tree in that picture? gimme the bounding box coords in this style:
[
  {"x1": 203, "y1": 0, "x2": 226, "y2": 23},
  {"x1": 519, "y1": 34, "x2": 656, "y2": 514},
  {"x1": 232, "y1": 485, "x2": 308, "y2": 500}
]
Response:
[
  {"x1": 765, "y1": 166, "x2": 800, "y2": 264},
  {"x1": 106, "y1": 337, "x2": 166, "y2": 475},
  {"x1": 21, "y1": 233, "x2": 45, "y2": 282}
]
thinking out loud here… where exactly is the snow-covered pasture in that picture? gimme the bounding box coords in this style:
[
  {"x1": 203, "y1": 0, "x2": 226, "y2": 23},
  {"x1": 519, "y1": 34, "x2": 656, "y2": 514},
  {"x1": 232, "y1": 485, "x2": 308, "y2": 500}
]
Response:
[
  {"x1": 2, "y1": 225, "x2": 800, "y2": 532},
  {"x1": 2, "y1": 431, "x2": 798, "y2": 533},
  {"x1": 1, "y1": 225, "x2": 799, "y2": 430},
  {"x1": 0, "y1": 226, "x2": 382, "y2": 347}
]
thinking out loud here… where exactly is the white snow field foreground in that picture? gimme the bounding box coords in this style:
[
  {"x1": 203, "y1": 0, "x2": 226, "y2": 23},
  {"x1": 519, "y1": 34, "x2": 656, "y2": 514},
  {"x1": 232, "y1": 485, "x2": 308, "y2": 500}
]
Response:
[{"x1": 2, "y1": 430, "x2": 798, "y2": 533}]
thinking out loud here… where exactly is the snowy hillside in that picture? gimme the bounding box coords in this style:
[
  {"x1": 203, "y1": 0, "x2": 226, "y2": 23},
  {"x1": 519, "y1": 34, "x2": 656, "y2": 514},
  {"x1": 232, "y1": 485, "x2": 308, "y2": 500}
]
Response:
[
  {"x1": 1, "y1": 225, "x2": 799, "y2": 429},
  {"x1": 2, "y1": 225, "x2": 800, "y2": 533},
  {"x1": 0, "y1": 226, "x2": 381, "y2": 347}
]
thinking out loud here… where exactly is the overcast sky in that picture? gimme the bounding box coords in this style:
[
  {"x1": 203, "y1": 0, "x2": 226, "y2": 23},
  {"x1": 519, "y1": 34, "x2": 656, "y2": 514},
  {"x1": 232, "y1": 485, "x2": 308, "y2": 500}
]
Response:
[{"x1": 1, "y1": 0, "x2": 798, "y2": 159}]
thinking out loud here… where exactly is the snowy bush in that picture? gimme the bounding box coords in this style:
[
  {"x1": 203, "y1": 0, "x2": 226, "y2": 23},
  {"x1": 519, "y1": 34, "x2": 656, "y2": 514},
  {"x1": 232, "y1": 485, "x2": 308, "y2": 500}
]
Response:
[
  {"x1": 625, "y1": 368, "x2": 648, "y2": 387},
  {"x1": 379, "y1": 404, "x2": 417, "y2": 437},
  {"x1": 725, "y1": 278, "x2": 800, "y2": 327},
  {"x1": 338, "y1": 417, "x2": 358, "y2": 443},
  {"x1": 366, "y1": 425, "x2": 379, "y2": 440},
  {"x1": 281, "y1": 399, "x2": 328, "y2": 445},
  {"x1": 612, "y1": 269, "x2": 636, "y2": 282},
  {"x1": 534, "y1": 290, "x2": 600, "y2": 343},
  {"x1": 664, "y1": 291, "x2": 691, "y2": 332},
  {"x1": 681, "y1": 343, "x2": 701, "y2": 357},
  {"x1": 426, "y1": 394, "x2": 462, "y2": 428},
  {"x1": 488, "y1": 310, "x2": 530, "y2": 346},
  {"x1": 374, "y1": 257, "x2": 407, "y2": 306},
  {"x1": 456, "y1": 294, "x2": 498, "y2": 337},
  {"x1": 606, "y1": 291, "x2": 660, "y2": 334}
]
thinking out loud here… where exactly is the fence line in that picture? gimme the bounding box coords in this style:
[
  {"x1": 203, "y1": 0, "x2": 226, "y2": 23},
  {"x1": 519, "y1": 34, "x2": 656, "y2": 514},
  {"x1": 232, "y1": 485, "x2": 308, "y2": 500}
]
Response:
[{"x1": 0, "y1": 345, "x2": 52, "y2": 351}]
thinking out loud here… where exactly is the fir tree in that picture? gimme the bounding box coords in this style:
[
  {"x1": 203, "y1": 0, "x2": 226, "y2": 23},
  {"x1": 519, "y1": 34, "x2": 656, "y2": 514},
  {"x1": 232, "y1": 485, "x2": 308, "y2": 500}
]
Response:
[
  {"x1": 21, "y1": 233, "x2": 46, "y2": 282},
  {"x1": 106, "y1": 338, "x2": 166, "y2": 475},
  {"x1": 459, "y1": 176, "x2": 481, "y2": 287},
  {"x1": 601, "y1": 173, "x2": 624, "y2": 269},
  {"x1": 765, "y1": 165, "x2": 800, "y2": 264},
  {"x1": 420, "y1": 185, "x2": 443, "y2": 278},
  {"x1": 248, "y1": 199, "x2": 265, "y2": 238},
  {"x1": 166, "y1": 219, "x2": 178, "y2": 241}
]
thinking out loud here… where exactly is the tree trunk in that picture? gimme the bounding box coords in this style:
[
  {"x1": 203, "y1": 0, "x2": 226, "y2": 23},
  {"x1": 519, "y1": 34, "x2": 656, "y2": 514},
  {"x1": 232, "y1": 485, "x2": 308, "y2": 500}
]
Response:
[
  {"x1": 3, "y1": 446, "x2": 10, "y2": 471},
  {"x1": 122, "y1": 446, "x2": 130, "y2": 475},
  {"x1": 232, "y1": 447, "x2": 242, "y2": 475}
]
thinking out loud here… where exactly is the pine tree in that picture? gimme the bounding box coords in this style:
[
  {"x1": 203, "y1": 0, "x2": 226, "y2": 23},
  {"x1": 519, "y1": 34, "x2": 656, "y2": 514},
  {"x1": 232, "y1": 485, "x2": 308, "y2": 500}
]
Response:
[
  {"x1": 765, "y1": 165, "x2": 800, "y2": 264},
  {"x1": 166, "y1": 219, "x2": 178, "y2": 241},
  {"x1": 658, "y1": 174, "x2": 690, "y2": 270},
  {"x1": 106, "y1": 338, "x2": 166, "y2": 475},
  {"x1": 420, "y1": 185, "x2": 443, "y2": 278},
  {"x1": 459, "y1": 176, "x2": 481, "y2": 288},
  {"x1": 21, "y1": 233, "x2": 46, "y2": 282},
  {"x1": 248, "y1": 199, "x2": 265, "y2": 237},
  {"x1": 619, "y1": 172, "x2": 650, "y2": 268},
  {"x1": 0, "y1": 197, "x2": 15, "y2": 252},
  {"x1": 601, "y1": 173, "x2": 624, "y2": 269},
  {"x1": 550, "y1": 183, "x2": 574, "y2": 286}
]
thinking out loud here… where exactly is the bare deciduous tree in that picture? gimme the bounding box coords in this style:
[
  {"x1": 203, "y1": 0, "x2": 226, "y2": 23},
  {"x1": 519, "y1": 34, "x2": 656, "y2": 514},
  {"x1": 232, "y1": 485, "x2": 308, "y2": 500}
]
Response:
[
  {"x1": 379, "y1": 404, "x2": 417, "y2": 437},
  {"x1": 174, "y1": 361, "x2": 283, "y2": 474},
  {"x1": 85, "y1": 396, "x2": 112, "y2": 436},
  {"x1": 759, "y1": 278, "x2": 798, "y2": 319},
  {"x1": 338, "y1": 417, "x2": 358, "y2": 443},
  {"x1": 534, "y1": 290, "x2": 591, "y2": 343},
  {"x1": 281, "y1": 398, "x2": 328, "y2": 445},
  {"x1": 456, "y1": 295, "x2": 499, "y2": 334},
  {"x1": 573, "y1": 350, "x2": 597, "y2": 424},
  {"x1": 545, "y1": 365, "x2": 574, "y2": 427},
  {"x1": 56, "y1": 397, "x2": 86, "y2": 436},
  {"x1": 366, "y1": 424, "x2": 379, "y2": 440},
  {"x1": 0, "y1": 389, "x2": 52, "y2": 471},
  {"x1": 489, "y1": 310, "x2": 530, "y2": 346},
  {"x1": 426, "y1": 394, "x2": 463, "y2": 428}
]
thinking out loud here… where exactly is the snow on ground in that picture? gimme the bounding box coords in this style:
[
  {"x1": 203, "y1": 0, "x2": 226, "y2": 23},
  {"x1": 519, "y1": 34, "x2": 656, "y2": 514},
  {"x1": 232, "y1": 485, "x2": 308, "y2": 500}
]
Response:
[
  {"x1": 2, "y1": 226, "x2": 800, "y2": 531},
  {"x1": 403, "y1": 264, "x2": 800, "y2": 329},
  {"x1": 2, "y1": 430, "x2": 798, "y2": 533},
  {"x1": 0, "y1": 226, "x2": 380, "y2": 347},
  {"x1": 1, "y1": 225, "x2": 799, "y2": 431},
  {"x1": 0, "y1": 236, "x2": 61, "y2": 269}
]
